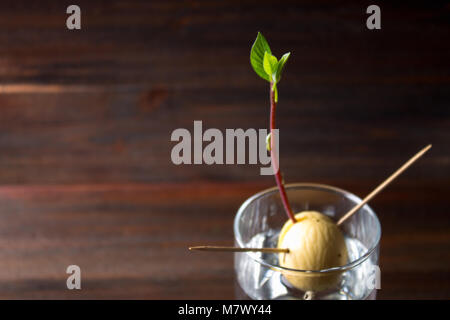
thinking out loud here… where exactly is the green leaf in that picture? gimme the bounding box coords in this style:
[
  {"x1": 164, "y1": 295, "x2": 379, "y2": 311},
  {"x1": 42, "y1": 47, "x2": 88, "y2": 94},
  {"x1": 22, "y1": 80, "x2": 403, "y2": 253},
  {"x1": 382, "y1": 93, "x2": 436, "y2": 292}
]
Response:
[
  {"x1": 250, "y1": 32, "x2": 272, "y2": 82},
  {"x1": 263, "y1": 52, "x2": 278, "y2": 82},
  {"x1": 273, "y1": 83, "x2": 278, "y2": 102},
  {"x1": 266, "y1": 133, "x2": 271, "y2": 151},
  {"x1": 275, "y1": 52, "x2": 291, "y2": 82}
]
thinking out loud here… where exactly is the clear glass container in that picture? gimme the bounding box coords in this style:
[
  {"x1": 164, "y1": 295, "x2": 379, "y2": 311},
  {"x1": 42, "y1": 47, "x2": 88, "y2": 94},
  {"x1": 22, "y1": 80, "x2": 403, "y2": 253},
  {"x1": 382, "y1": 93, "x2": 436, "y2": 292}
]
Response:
[{"x1": 234, "y1": 183, "x2": 381, "y2": 300}]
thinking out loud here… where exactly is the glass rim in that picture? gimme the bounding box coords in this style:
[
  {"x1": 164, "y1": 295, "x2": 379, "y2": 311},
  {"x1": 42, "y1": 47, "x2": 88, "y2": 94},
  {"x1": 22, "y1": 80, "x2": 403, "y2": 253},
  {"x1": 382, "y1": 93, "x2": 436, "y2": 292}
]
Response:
[{"x1": 233, "y1": 182, "x2": 382, "y2": 274}]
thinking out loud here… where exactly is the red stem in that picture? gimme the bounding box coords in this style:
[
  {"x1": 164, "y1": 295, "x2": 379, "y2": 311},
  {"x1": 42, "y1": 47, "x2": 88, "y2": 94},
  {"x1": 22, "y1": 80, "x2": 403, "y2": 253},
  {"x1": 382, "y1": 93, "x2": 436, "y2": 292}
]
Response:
[{"x1": 270, "y1": 83, "x2": 296, "y2": 223}]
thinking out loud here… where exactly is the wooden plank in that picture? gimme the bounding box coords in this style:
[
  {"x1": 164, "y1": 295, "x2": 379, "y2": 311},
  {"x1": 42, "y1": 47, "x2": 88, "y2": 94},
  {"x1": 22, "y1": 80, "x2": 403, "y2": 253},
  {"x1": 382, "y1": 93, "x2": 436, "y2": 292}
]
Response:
[{"x1": 0, "y1": 182, "x2": 447, "y2": 298}]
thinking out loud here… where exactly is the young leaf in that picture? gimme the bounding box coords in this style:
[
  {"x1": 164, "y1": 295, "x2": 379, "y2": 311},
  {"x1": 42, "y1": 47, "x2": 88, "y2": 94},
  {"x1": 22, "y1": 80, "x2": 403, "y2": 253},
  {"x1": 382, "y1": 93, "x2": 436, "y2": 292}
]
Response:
[
  {"x1": 275, "y1": 52, "x2": 291, "y2": 82},
  {"x1": 273, "y1": 82, "x2": 278, "y2": 102},
  {"x1": 263, "y1": 52, "x2": 278, "y2": 81},
  {"x1": 250, "y1": 32, "x2": 272, "y2": 82},
  {"x1": 266, "y1": 133, "x2": 271, "y2": 151}
]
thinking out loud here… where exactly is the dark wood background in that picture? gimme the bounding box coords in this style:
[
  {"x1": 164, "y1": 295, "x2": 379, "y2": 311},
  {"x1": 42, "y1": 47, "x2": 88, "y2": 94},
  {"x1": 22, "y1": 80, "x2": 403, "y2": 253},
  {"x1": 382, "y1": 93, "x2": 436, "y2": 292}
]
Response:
[{"x1": 0, "y1": 0, "x2": 448, "y2": 299}]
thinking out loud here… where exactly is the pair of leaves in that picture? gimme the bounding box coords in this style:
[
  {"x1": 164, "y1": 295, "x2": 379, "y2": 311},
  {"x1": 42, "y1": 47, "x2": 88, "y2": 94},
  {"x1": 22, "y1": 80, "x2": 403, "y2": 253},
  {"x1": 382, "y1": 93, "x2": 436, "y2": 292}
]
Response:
[
  {"x1": 250, "y1": 32, "x2": 291, "y2": 97},
  {"x1": 263, "y1": 51, "x2": 290, "y2": 84}
]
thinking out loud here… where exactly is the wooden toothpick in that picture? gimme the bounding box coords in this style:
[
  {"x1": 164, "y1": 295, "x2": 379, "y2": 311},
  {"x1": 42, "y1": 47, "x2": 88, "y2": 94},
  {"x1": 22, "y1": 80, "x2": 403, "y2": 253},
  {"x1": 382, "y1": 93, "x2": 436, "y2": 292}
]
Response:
[
  {"x1": 190, "y1": 145, "x2": 431, "y2": 253},
  {"x1": 189, "y1": 246, "x2": 289, "y2": 253},
  {"x1": 337, "y1": 144, "x2": 432, "y2": 226}
]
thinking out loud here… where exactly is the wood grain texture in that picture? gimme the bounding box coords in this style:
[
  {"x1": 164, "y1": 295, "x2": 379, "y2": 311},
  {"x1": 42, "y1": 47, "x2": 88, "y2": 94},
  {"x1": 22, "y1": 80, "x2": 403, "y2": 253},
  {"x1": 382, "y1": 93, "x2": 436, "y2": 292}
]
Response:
[{"x1": 0, "y1": 0, "x2": 448, "y2": 299}]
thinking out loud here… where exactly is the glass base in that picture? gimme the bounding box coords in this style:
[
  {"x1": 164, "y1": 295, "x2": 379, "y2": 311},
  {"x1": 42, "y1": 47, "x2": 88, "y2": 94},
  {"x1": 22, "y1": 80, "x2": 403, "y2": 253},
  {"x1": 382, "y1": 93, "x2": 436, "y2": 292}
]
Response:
[{"x1": 234, "y1": 279, "x2": 377, "y2": 300}]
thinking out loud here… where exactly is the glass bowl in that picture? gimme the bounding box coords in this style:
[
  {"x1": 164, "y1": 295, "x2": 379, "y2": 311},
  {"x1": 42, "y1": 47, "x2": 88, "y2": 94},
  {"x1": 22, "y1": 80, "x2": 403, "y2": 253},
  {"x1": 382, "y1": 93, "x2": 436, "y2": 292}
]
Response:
[{"x1": 234, "y1": 183, "x2": 381, "y2": 300}]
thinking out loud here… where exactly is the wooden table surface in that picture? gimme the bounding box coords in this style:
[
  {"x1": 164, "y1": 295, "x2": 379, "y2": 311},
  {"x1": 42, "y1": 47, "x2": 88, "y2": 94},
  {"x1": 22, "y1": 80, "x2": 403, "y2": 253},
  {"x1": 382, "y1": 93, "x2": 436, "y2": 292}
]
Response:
[{"x1": 0, "y1": 0, "x2": 448, "y2": 299}]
